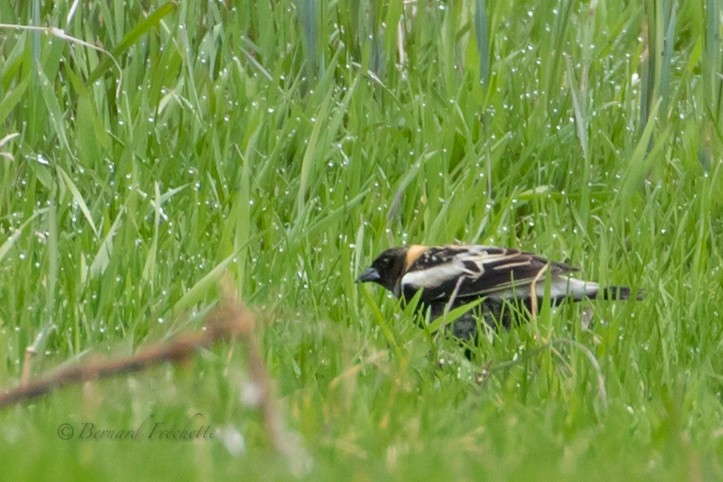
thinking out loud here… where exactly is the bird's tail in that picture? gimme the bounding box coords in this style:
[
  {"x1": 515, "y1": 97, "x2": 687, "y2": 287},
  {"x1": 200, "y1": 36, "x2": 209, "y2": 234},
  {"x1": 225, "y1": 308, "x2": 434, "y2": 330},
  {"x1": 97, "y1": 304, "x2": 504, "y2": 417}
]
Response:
[
  {"x1": 562, "y1": 278, "x2": 644, "y2": 301},
  {"x1": 596, "y1": 285, "x2": 644, "y2": 300}
]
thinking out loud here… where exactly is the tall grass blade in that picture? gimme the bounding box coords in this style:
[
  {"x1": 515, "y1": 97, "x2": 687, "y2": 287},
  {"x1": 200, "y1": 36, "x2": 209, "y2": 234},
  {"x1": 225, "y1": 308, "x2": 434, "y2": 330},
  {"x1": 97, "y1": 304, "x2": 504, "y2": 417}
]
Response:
[
  {"x1": 475, "y1": 0, "x2": 489, "y2": 88},
  {"x1": 86, "y1": 1, "x2": 177, "y2": 83},
  {"x1": 298, "y1": 0, "x2": 319, "y2": 80}
]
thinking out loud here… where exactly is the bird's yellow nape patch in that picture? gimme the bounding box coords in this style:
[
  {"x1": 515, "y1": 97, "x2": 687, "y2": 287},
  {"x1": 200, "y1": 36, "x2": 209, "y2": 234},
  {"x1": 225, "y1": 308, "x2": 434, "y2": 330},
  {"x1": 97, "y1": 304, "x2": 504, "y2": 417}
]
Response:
[{"x1": 405, "y1": 245, "x2": 427, "y2": 269}]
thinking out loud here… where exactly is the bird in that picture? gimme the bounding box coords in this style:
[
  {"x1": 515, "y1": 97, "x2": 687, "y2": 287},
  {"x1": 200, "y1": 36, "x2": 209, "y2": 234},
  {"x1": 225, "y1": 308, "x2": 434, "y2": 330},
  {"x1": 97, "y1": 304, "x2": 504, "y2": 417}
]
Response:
[{"x1": 357, "y1": 244, "x2": 643, "y2": 340}]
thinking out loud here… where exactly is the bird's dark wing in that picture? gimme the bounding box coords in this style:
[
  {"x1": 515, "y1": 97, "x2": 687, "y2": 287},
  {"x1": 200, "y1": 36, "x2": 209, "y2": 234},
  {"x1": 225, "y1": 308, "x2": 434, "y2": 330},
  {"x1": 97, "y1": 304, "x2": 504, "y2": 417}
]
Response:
[{"x1": 401, "y1": 245, "x2": 577, "y2": 302}]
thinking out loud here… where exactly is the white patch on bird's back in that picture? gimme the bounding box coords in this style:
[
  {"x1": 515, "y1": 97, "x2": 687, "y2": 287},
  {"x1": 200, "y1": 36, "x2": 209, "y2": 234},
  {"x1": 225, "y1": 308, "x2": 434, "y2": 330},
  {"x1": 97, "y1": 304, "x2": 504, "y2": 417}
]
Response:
[
  {"x1": 544, "y1": 277, "x2": 598, "y2": 299},
  {"x1": 402, "y1": 258, "x2": 473, "y2": 289},
  {"x1": 483, "y1": 276, "x2": 599, "y2": 300},
  {"x1": 403, "y1": 246, "x2": 516, "y2": 289}
]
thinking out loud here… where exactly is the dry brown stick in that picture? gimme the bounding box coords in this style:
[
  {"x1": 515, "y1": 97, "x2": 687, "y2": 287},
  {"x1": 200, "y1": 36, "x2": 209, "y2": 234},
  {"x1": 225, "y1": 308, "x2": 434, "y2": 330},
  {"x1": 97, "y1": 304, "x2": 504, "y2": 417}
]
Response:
[
  {"x1": 528, "y1": 263, "x2": 549, "y2": 320},
  {"x1": 1, "y1": 280, "x2": 310, "y2": 473},
  {"x1": 0, "y1": 298, "x2": 252, "y2": 410},
  {"x1": 217, "y1": 280, "x2": 310, "y2": 472},
  {"x1": 20, "y1": 347, "x2": 34, "y2": 387}
]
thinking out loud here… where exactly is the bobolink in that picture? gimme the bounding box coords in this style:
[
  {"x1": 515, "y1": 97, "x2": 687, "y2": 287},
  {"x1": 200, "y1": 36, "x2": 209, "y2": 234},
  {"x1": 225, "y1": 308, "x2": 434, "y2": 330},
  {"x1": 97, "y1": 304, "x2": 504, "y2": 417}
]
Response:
[{"x1": 358, "y1": 244, "x2": 642, "y2": 339}]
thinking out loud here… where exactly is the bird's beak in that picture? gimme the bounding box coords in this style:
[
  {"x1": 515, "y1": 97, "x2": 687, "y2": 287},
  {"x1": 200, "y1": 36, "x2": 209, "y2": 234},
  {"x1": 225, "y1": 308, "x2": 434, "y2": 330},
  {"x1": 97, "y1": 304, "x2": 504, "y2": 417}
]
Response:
[{"x1": 356, "y1": 267, "x2": 380, "y2": 283}]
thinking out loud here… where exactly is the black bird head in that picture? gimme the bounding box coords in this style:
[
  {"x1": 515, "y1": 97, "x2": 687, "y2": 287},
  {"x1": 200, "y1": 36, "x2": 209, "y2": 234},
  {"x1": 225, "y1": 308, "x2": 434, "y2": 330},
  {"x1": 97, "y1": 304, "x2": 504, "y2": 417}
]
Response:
[{"x1": 356, "y1": 247, "x2": 409, "y2": 297}]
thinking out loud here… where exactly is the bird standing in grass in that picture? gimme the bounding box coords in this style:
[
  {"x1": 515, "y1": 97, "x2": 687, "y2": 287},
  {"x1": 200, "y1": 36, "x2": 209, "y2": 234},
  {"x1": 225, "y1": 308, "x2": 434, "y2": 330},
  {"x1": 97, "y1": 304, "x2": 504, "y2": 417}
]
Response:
[{"x1": 357, "y1": 244, "x2": 642, "y2": 340}]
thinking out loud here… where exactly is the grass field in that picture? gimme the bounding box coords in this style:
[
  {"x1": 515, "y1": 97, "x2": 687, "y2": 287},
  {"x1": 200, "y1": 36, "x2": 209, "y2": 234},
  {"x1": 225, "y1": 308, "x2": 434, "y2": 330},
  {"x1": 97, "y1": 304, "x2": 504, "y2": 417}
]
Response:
[{"x1": 1, "y1": 1, "x2": 721, "y2": 480}]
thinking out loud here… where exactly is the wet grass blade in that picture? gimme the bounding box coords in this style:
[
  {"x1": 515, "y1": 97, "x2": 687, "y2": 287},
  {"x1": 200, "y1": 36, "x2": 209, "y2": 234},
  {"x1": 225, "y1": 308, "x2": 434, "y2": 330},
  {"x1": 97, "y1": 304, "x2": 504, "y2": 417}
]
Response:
[{"x1": 86, "y1": 1, "x2": 177, "y2": 84}]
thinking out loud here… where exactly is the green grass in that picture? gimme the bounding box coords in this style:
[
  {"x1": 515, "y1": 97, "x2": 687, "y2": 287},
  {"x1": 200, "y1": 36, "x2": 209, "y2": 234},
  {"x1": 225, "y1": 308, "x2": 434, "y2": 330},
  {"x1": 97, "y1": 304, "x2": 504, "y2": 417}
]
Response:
[{"x1": 1, "y1": 0, "x2": 721, "y2": 480}]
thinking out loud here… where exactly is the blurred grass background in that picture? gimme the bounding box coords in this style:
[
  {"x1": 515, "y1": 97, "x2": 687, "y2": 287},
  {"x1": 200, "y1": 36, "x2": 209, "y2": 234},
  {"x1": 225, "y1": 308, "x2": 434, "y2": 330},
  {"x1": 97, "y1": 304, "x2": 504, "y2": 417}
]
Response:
[{"x1": 0, "y1": 0, "x2": 721, "y2": 480}]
